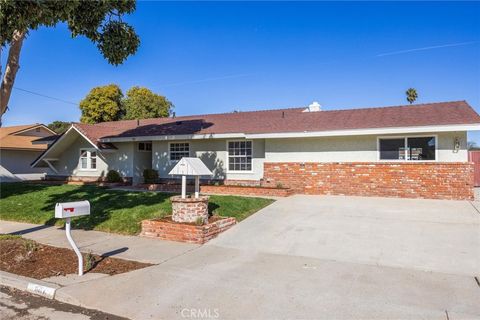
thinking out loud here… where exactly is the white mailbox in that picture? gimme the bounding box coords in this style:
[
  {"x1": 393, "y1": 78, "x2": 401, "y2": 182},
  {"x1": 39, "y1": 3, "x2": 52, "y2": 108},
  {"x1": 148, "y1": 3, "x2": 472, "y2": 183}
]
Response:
[
  {"x1": 169, "y1": 157, "x2": 213, "y2": 199},
  {"x1": 55, "y1": 201, "x2": 90, "y2": 218},
  {"x1": 55, "y1": 200, "x2": 90, "y2": 276}
]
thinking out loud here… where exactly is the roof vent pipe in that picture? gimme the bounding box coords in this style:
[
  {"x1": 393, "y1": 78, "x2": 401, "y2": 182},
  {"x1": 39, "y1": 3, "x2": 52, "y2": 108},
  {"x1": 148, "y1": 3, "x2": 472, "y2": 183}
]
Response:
[
  {"x1": 303, "y1": 101, "x2": 321, "y2": 112},
  {"x1": 136, "y1": 119, "x2": 140, "y2": 126}
]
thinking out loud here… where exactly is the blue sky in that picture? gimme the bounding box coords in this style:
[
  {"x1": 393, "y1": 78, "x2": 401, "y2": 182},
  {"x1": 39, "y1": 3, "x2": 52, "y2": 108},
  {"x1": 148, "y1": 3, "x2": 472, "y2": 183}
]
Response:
[{"x1": 3, "y1": 2, "x2": 480, "y2": 142}]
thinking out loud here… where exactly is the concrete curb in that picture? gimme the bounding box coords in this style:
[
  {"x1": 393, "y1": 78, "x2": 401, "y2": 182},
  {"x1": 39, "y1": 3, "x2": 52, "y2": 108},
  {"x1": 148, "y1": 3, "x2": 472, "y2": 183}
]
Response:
[
  {"x1": 0, "y1": 270, "x2": 60, "y2": 299},
  {"x1": 0, "y1": 270, "x2": 116, "y2": 312}
]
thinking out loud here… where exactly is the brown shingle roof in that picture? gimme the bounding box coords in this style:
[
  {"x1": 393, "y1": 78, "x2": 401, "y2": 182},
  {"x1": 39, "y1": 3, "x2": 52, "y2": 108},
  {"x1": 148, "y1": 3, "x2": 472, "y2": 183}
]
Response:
[
  {"x1": 0, "y1": 124, "x2": 54, "y2": 151},
  {"x1": 74, "y1": 101, "x2": 480, "y2": 146}
]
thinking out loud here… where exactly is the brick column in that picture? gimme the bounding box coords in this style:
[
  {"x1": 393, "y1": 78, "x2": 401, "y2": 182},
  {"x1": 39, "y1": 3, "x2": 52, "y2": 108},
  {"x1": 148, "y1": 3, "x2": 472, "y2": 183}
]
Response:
[{"x1": 171, "y1": 195, "x2": 210, "y2": 224}]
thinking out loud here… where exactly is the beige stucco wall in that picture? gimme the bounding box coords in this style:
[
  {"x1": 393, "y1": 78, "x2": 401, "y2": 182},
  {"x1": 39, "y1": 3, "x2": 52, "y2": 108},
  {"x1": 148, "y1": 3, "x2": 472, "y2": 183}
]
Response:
[
  {"x1": 437, "y1": 131, "x2": 468, "y2": 162},
  {"x1": 104, "y1": 142, "x2": 135, "y2": 178},
  {"x1": 0, "y1": 149, "x2": 49, "y2": 174},
  {"x1": 265, "y1": 132, "x2": 468, "y2": 163},
  {"x1": 152, "y1": 139, "x2": 265, "y2": 181},
  {"x1": 55, "y1": 136, "x2": 109, "y2": 177}
]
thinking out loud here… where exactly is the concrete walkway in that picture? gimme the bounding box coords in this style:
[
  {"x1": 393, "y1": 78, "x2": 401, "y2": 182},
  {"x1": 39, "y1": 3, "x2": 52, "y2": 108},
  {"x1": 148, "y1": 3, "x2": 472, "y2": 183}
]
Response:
[
  {"x1": 1, "y1": 195, "x2": 480, "y2": 319},
  {"x1": 0, "y1": 221, "x2": 198, "y2": 264}
]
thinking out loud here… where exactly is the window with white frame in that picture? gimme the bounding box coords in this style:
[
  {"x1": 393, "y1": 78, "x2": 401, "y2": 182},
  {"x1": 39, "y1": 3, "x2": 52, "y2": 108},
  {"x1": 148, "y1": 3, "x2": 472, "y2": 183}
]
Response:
[
  {"x1": 169, "y1": 142, "x2": 190, "y2": 160},
  {"x1": 138, "y1": 142, "x2": 152, "y2": 152},
  {"x1": 378, "y1": 136, "x2": 436, "y2": 161},
  {"x1": 228, "y1": 140, "x2": 252, "y2": 171},
  {"x1": 79, "y1": 149, "x2": 97, "y2": 170}
]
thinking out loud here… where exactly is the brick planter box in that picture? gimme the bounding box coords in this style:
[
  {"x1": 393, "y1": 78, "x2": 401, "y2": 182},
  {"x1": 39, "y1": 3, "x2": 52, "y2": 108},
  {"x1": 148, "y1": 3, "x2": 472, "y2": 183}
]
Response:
[
  {"x1": 140, "y1": 216, "x2": 237, "y2": 244},
  {"x1": 139, "y1": 183, "x2": 188, "y2": 193},
  {"x1": 45, "y1": 175, "x2": 132, "y2": 186},
  {"x1": 200, "y1": 185, "x2": 293, "y2": 197},
  {"x1": 138, "y1": 183, "x2": 293, "y2": 197}
]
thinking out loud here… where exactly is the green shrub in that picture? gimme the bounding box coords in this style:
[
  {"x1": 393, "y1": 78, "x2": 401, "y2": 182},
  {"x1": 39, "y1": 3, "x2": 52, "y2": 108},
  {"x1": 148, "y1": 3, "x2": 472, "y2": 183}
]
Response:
[
  {"x1": 106, "y1": 170, "x2": 123, "y2": 183},
  {"x1": 23, "y1": 239, "x2": 38, "y2": 253},
  {"x1": 143, "y1": 169, "x2": 159, "y2": 184}
]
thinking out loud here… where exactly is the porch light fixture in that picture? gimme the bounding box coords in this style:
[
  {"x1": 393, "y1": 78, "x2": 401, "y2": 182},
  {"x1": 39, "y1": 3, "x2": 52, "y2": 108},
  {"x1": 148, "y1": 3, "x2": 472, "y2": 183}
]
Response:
[{"x1": 453, "y1": 137, "x2": 460, "y2": 153}]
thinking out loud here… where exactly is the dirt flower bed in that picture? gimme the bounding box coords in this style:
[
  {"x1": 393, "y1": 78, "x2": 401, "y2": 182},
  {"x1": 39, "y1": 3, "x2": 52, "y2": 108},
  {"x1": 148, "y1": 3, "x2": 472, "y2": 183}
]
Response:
[{"x1": 0, "y1": 235, "x2": 152, "y2": 280}]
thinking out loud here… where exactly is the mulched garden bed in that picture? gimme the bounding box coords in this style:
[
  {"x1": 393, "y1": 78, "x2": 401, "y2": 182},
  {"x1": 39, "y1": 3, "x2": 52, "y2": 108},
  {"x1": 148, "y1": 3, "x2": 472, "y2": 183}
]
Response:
[{"x1": 0, "y1": 235, "x2": 152, "y2": 280}]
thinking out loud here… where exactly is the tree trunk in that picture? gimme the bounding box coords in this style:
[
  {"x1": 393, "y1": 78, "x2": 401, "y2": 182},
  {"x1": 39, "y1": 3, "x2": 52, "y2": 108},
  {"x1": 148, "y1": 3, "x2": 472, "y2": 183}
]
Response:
[{"x1": 1, "y1": 30, "x2": 26, "y2": 124}]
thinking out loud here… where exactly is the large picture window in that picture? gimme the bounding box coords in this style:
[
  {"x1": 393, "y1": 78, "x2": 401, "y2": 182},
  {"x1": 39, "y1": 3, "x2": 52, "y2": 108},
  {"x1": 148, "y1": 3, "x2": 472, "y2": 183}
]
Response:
[
  {"x1": 228, "y1": 140, "x2": 252, "y2": 171},
  {"x1": 79, "y1": 149, "x2": 97, "y2": 170},
  {"x1": 378, "y1": 136, "x2": 436, "y2": 161},
  {"x1": 169, "y1": 142, "x2": 190, "y2": 161}
]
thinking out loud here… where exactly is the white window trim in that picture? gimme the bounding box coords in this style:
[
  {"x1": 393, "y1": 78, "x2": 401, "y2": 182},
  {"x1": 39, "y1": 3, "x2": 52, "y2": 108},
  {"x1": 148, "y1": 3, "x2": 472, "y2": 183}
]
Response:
[
  {"x1": 376, "y1": 134, "x2": 438, "y2": 162},
  {"x1": 226, "y1": 140, "x2": 254, "y2": 173},
  {"x1": 78, "y1": 148, "x2": 98, "y2": 171},
  {"x1": 168, "y1": 141, "x2": 190, "y2": 162},
  {"x1": 137, "y1": 142, "x2": 152, "y2": 152}
]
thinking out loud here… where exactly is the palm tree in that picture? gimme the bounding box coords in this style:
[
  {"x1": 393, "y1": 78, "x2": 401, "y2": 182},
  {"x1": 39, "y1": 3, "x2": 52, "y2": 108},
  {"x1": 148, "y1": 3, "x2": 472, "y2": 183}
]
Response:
[
  {"x1": 468, "y1": 141, "x2": 477, "y2": 150},
  {"x1": 406, "y1": 88, "x2": 418, "y2": 104}
]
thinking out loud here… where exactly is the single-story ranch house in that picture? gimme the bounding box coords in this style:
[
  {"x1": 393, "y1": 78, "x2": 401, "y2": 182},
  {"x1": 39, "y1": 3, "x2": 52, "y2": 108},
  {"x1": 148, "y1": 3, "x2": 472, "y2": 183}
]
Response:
[{"x1": 32, "y1": 101, "x2": 480, "y2": 200}]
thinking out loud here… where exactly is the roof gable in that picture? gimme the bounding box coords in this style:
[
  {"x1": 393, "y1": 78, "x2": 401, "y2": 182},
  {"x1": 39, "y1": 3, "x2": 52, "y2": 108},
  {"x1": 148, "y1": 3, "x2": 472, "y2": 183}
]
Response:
[{"x1": 0, "y1": 124, "x2": 55, "y2": 150}]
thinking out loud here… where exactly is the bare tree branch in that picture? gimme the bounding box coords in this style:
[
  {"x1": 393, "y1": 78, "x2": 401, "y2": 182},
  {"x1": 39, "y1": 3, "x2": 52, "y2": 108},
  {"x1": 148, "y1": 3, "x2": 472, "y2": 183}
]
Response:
[{"x1": 1, "y1": 30, "x2": 26, "y2": 124}]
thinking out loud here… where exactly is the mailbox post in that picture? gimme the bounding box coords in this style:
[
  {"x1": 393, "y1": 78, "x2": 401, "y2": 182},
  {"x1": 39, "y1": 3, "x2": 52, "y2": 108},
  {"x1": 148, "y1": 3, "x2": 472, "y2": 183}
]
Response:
[{"x1": 55, "y1": 200, "x2": 90, "y2": 276}]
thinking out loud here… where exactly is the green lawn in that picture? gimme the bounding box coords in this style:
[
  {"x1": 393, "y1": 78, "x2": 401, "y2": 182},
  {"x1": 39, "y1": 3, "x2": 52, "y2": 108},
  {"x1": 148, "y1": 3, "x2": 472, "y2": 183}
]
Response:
[{"x1": 0, "y1": 183, "x2": 274, "y2": 235}]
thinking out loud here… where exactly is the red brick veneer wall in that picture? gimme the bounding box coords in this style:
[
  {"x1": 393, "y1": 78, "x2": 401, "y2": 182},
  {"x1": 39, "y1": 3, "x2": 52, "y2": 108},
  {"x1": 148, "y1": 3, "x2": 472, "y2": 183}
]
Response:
[
  {"x1": 46, "y1": 175, "x2": 132, "y2": 185},
  {"x1": 263, "y1": 162, "x2": 474, "y2": 200},
  {"x1": 140, "y1": 217, "x2": 237, "y2": 244},
  {"x1": 200, "y1": 185, "x2": 293, "y2": 197},
  {"x1": 138, "y1": 183, "x2": 293, "y2": 197}
]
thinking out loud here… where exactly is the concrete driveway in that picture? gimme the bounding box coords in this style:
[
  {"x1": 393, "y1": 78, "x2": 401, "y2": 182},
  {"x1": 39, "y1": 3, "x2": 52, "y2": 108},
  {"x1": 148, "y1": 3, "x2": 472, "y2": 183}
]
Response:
[
  {"x1": 211, "y1": 195, "x2": 480, "y2": 276},
  {"x1": 53, "y1": 195, "x2": 480, "y2": 319}
]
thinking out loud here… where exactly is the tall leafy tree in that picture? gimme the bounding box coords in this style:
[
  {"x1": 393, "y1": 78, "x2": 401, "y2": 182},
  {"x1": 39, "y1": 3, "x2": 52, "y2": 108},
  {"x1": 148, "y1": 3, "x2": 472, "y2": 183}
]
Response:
[
  {"x1": 48, "y1": 120, "x2": 71, "y2": 134},
  {"x1": 123, "y1": 86, "x2": 173, "y2": 120},
  {"x1": 0, "y1": 0, "x2": 140, "y2": 124},
  {"x1": 79, "y1": 84, "x2": 124, "y2": 124},
  {"x1": 406, "y1": 88, "x2": 418, "y2": 104}
]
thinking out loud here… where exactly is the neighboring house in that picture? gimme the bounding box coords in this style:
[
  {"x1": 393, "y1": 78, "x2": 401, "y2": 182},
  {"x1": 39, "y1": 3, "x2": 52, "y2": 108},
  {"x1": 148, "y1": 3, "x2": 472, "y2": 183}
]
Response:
[
  {"x1": 0, "y1": 124, "x2": 57, "y2": 176},
  {"x1": 32, "y1": 101, "x2": 480, "y2": 200}
]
